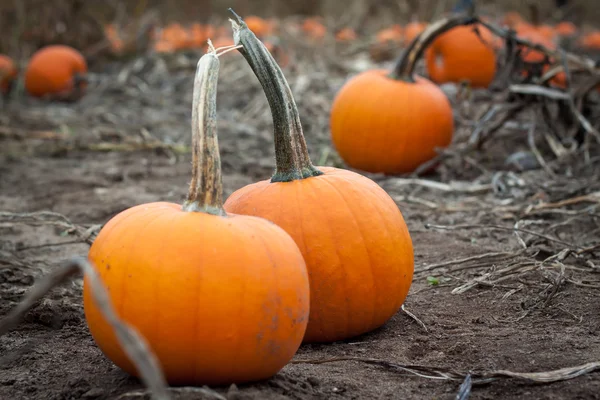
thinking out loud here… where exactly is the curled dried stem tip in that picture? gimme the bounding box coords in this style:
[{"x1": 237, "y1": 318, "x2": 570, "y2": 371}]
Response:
[{"x1": 206, "y1": 38, "x2": 243, "y2": 57}]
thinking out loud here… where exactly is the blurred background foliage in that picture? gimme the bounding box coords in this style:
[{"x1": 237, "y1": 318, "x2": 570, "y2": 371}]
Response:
[{"x1": 0, "y1": 0, "x2": 597, "y2": 60}]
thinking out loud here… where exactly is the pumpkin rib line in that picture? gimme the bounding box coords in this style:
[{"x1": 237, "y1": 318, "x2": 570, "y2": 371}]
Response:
[
  {"x1": 340, "y1": 174, "x2": 414, "y2": 313},
  {"x1": 318, "y1": 176, "x2": 377, "y2": 338},
  {"x1": 306, "y1": 178, "x2": 350, "y2": 340},
  {"x1": 113, "y1": 206, "x2": 174, "y2": 321},
  {"x1": 226, "y1": 218, "x2": 252, "y2": 380}
]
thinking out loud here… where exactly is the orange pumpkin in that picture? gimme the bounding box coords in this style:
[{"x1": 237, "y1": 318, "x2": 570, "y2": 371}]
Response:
[
  {"x1": 227, "y1": 14, "x2": 414, "y2": 343},
  {"x1": 161, "y1": 23, "x2": 190, "y2": 50},
  {"x1": 335, "y1": 27, "x2": 357, "y2": 42},
  {"x1": 555, "y1": 21, "x2": 577, "y2": 37},
  {"x1": 153, "y1": 39, "x2": 175, "y2": 53},
  {"x1": 0, "y1": 55, "x2": 17, "y2": 96},
  {"x1": 370, "y1": 25, "x2": 404, "y2": 62},
  {"x1": 84, "y1": 49, "x2": 310, "y2": 385},
  {"x1": 376, "y1": 25, "x2": 403, "y2": 44},
  {"x1": 189, "y1": 23, "x2": 208, "y2": 48},
  {"x1": 425, "y1": 24, "x2": 497, "y2": 88},
  {"x1": 404, "y1": 21, "x2": 426, "y2": 44},
  {"x1": 302, "y1": 17, "x2": 327, "y2": 40},
  {"x1": 518, "y1": 30, "x2": 555, "y2": 64},
  {"x1": 579, "y1": 31, "x2": 600, "y2": 50},
  {"x1": 330, "y1": 17, "x2": 464, "y2": 174},
  {"x1": 244, "y1": 16, "x2": 272, "y2": 37},
  {"x1": 536, "y1": 24, "x2": 557, "y2": 41},
  {"x1": 104, "y1": 24, "x2": 125, "y2": 54},
  {"x1": 25, "y1": 45, "x2": 88, "y2": 99}
]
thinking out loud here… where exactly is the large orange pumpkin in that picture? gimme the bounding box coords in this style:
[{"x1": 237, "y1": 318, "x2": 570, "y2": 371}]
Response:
[
  {"x1": 225, "y1": 13, "x2": 414, "y2": 344},
  {"x1": 84, "y1": 49, "x2": 310, "y2": 385},
  {"x1": 24, "y1": 45, "x2": 88, "y2": 99},
  {"x1": 330, "y1": 17, "x2": 466, "y2": 174},
  {"x1": 0, "y1": 55, "x2": 17, "y2": 96},
  {"x1": 425, "y1": 24, "x2": 497, "y2": 88}
]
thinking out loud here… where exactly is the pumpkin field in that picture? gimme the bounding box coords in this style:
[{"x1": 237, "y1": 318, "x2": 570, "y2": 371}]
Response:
[{"x1": 1, "y1": 0, "x2": 600, "y2": 399}]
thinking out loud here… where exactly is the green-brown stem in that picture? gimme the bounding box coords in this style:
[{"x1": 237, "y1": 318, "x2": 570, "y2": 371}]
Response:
[
  {"x1": 230, "y1": 9, "x2": 323, "y2": 183},
  {"x1": 389, "y1": 14, "x2": 478, "y2": 82},
  {"x1": 183, "y1": 50, "x2": 225, "y2": 215}
]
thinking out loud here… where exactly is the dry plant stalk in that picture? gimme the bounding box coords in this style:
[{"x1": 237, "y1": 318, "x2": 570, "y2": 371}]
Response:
[
  {"x1": 0, "y1": 257, "x2": 171, "y2": 400},
  {"x1": 291, "y1": 356, "x2": 600, "y2": 385}
]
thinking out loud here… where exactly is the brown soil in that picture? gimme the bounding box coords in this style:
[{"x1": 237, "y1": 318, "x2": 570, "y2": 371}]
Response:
[{"x1": 1, "y1": 40, "x2": 600, "y2": 399}]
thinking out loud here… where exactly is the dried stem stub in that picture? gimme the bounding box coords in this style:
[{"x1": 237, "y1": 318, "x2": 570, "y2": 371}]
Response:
[
  {"x1": 183, "y1": 48, "x2": 225, "y2": 215},
  {"x1": 230, "y1": 10, "x2": 323, "y2": 183}
]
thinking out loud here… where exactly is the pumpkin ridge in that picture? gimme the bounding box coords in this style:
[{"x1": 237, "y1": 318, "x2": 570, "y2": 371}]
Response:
[
  {"x1": 115, "y1": 208, "x2": 174, "y2": 319},
  {"x1": 335, "y1": 173, "x2": 414, "y2": 313},
  {"x1": 121, "y1": 209, "x2": 177, "y2": 336},
  {"x1": 318, "y1": 176, "x2": 379, "y2": 333},
  {"x1": 308, "y1": 179, "x2": 352, "y2": 339}
]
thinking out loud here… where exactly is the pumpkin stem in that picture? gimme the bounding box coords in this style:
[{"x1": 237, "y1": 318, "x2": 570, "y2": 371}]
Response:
[
  {"x1": 389, "y1": 14, "x2": 478, "y2": 82},
  {"x1": 183, "y1": 45, "x2": 225, "y2": 215},
  {"x1": 229, "y1": 9, "x2": 323, "y2": 183}
]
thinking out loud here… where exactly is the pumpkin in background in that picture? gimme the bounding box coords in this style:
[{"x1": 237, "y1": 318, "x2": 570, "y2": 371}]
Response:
[
  {"x1": 25, "y1": 45, "x2": 88, "y2": 100},
  {"x1": 0, "y1": 55, "x2": 17, "y2": 96},
  {"x1": 555, "y1": 21, "x2": 577, "y2": 37},
  {"x1": 104, "y1": 24, "x2": 125, "y2": 54},
  {"x1": 244, "y1": 16, "x2": 273, "y2": 38},
  {"x1": 404, "y1": 21, "x2": 426, "y2": 44},
  {"x1": 376, "y1": 25, "x2": 403, "y2": 44},
  {"x1": 516, "y1": 30, "x2": 567, "y2": 88},
  {"x1": 330, "y1": 17, "x2": 465, "y2": 174},
  {"x1": 370, "y1": 25, "x2": 404, "y2": 61},
  {"x1": 425, "y1": 24, "x2": 497, "y2": 88},
  {"x1": 189, "y1": 23, "x2": 208, "y2": 48},
  {"x1": 579, "y1": 31, "x2": 600, "y2": 50},
  {"x1": 84, "y1": 47, "x2": 310, "y2": 385},
  {"x1": 302, "y1": 17, "x2": 327, "y2": 40},
  {"x1": 162, "y1": 23, "x2": 190, "y2": 50},
  {"x1": 335, "y1": 27, "x2": 357, "y2": 42},
  {"x1": 225, "y1": 13, "x2": 414, "y2": 344},
  {"x1": 518, "y1": 30, "x2": 556, "y2": 64}
]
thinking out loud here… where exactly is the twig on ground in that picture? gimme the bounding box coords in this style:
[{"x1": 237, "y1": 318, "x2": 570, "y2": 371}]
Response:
[
  {"x1": 0, "y1": 257, "x2": 170, "y2": 400},
  {"x1": 291, "y1": 356, "x2": 600, "y2": 385},
  {"x1": 401, "y1": 305, "x2": 428, "y2": 333}
]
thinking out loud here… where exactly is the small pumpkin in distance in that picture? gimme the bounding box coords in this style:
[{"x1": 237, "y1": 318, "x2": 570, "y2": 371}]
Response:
[
  {"x1": 24, "y1": 45, "x2": 88, "y2": 100},
  {"x1": 555, "y1": 21, "x2": 577, "y2": 37},
  {"x1": 329, "y1": 16, "x2": 472, "y2": 174},
  {"x1": 84, "y1": 45, "x2": 310, "y2": 385},
  {"x1": 302, "y1": 17, "x2": 327, "y2": 40},
  {"x1": 579, "y1": 31, "x2": 600, "y2": 50},
  {"x1": 404, "y1": 21, "x2": 426, "y2": 45},
  {"x1": 425, "y1": 24, "x2": 497, "y2": 88},
  {"x1": 244, "y1": 16, "x2": 273, "y2": 38},
  {"x1": 335, "y1": 27, "x2": 357, "y2": 42},
  {"x1": 226, "y1": 12, "x2": 414, "y2": 343},
  {"x1": 0, "y1": 55, "x2": 17, "y2": 96}
]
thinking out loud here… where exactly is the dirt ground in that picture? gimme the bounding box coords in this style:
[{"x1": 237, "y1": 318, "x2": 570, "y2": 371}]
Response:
[{"x1": 1, "y1": 28, "x2": 600, "y2": 399}]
